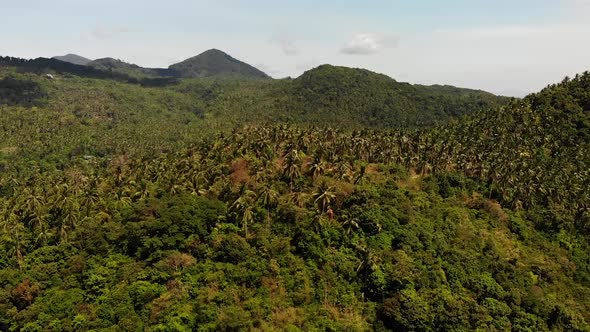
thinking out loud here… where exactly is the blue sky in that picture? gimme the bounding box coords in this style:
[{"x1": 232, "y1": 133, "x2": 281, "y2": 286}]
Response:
[{"x1": 1, "y1": 0, "x2": 589, "y2": 96}]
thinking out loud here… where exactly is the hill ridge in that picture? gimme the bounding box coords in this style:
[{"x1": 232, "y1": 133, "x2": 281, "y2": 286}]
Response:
[
  {"x1": 49, "y1": 49, "x2": 270, "y2": 79},
  {"x1": 52, "y1": 53, "x2": 92, "y2": 66}
]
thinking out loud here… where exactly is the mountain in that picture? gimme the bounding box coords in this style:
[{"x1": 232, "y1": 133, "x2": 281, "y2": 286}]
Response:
[
  {"x1": 75, "y1": 49, "x2": 271, "y2": 79},
  {"x1": 0, "y1": 56, "x2": 132, "y2": 81},
  {"x1": 52, "y1": 53, "x2": 92, "y2": 66},
  {"x1": 0, "y1": 55, "x2": 508, "y2": 128},
  {"x1": 159, "y1": 65, "x2": 510, "y2": 129},
  {"x1": 168, "y1": 49, "x2": 269, "y2": 79},
  {"x1": 86, "y1": 58, "x2": 167, "y2": 78},
  {"x1": 282, "y1": 64, "x2": 511, "y2": 127}
]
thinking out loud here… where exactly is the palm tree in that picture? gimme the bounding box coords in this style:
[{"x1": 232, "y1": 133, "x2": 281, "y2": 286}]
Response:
[
  {"x1": 132, "y1": 180, "x2": 152, "y2": 201},
  {"x1": 230, "y1": 190, "x2": 256, "y2": 237},
  {"x1": 1, "y1": 212, "x2": 26, "y2": 270},
  {"x1": 258, "y1": 186, "x2": 279, "y2": 224},
  {"x1": 241, "y1": 206, "x2": 254, "y2": 237},
  {"x1": 312, "y1": 182, "x2": 336, "y2": 214},
  {"x1": 35, "y1": 223, "x2": 53, "y2": 246},
  {"x1": 309, "y1": 157, "x2": 326, "y2": 179},
  {"x1": 55, "y1": 196, "x2": 80, "y2": 243},
  {"x1": 354, "y1": 163, "x2": 368, "y2": 185},
  {"x1": 342, "y1": 217, "x2": 360, "y2": 235},
  {"x1": 288, "y1": 191, "x2": 310, "y2": 209},
  {"x1": 282, "y1": 148, "x2": 302, "y2": 190}
]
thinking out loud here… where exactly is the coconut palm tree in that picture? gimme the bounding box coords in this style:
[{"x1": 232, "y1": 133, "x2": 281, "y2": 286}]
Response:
[
  {"x1": 312, "y1": 182, "x2": 336, "y2": 214},
  {"x1": 230, "y1": 190, "x2": 257, "y2": 237},
  {"x1": 258, "y1": 185, "x2": 279, "y2": 225},
  {"x1": 282, "y1": 148, "x2": 302, "y2": 190}
]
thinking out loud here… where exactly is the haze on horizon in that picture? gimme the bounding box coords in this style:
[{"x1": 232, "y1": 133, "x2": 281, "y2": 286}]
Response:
[{"x1": 2, "y1": 0, "x2": 589, "y2": 97}]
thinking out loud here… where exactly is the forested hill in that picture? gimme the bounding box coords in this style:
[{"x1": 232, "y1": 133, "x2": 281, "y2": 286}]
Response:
[
  {"x1": 168, "y1": 49, "x2": 270, "y2": 79},
  {"x1": 1, "y1": 60, "x2": 590, "y2": 330},
  {"x1": 83, "y1": 50, "x2": 271, "y2": 80},
  {"x1": 285, "y1": 64, "x2": 510, "y2": 127},
  {"x1": 3, "y1": 50, "x2": 271, "y2": 81},
  {"x1": 0, "y1": 56, "x2": 132, "y2": 81},
  {"x1": 525, "y1": 72, "x2": 590, "y2": 141},
  {"x1": 0, "y1": 60, "x2": 510, "y2": 129}
]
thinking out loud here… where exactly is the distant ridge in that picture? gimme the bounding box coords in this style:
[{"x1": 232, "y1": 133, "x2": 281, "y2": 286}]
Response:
[
  {"x1": 86, "y1": 58, "x2": 169, "y2": 78},
  {"x1": 52, "y1": 54, "x2": 92, "y2": 66},
  {"x1": 88, "y1": 58, "x2": 143, "y2": 71},
  {"x1": 50, "y1": 49, "x2": 270, "y2": 79}
]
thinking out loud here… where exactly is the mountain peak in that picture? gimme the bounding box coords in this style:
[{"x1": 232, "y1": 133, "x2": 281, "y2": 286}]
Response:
[
  {"x1": 200, "y1": 48, "x2": 228, "y2": 55},
  {"x1": 169, "y1": 49, "x2": 269, "y2": 79},
  {"x1": 52, "y1": 54, "x2": 92, "y2": 66}
]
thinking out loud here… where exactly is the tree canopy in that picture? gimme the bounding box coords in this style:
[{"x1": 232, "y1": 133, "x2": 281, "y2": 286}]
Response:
[{"x1": 0, "y1": 64, "x2": 589, "y2": 331}]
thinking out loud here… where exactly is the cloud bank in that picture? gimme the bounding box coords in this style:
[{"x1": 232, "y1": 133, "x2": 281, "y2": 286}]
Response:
[{"x1": 341, "y1": 33, "x2": 398, "y2": 55}]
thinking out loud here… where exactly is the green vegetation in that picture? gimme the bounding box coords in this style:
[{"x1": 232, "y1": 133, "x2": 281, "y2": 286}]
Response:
[
  {"x1": 0, "y1": 61, "x2": 509, "y2": 131},
  {"x1": 285, "y1": 65, "x2": 510, "y2": 127},
  {"x1": 0, "y1": 62, "x2": 589, "y2": 331},
  {"x1": 0, "y1": 77, "x2": 45, "y2": 107}
]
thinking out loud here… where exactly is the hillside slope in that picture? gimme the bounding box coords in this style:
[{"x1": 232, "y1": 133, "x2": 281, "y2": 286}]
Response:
[
  {"x1": 1, "y1": 109, "x2": 590, "y2": 330},
  {"x1": 525, "y1": 72, "x2": 590, "y2": 141},
  {"x1": 1, "y1": 63, "x2": 590, "y2": 330}
]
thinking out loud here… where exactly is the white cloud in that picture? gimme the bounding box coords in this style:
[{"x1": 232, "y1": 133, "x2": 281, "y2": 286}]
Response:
[
  {"x1": 269, "y1": 31, "x2": 300, "y2": 56},
  {"x1": 341, "y1": 33, "x2": 398, "y2": 55}
]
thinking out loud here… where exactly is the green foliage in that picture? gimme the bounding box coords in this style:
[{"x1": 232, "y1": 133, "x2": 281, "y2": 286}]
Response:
[
  {"x1": 0, "y1": 77, "x2": 46, "y2": 106},
  {"x1": 0, "y1": 65, "x2": 589, "y2": 330},
  {"x1": 288, "y1": 64, "x2": 510, "y2": 127}
]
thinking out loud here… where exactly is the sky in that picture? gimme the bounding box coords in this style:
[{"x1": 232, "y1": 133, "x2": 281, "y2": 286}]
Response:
[{"x1": 1, "y1": 0, "x2": 590, "y2": 96}]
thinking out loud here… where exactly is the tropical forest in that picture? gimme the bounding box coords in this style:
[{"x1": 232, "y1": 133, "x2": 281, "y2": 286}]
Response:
[{"x1": 1, "y1": 20, "x2": 590, "y2": 332}]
